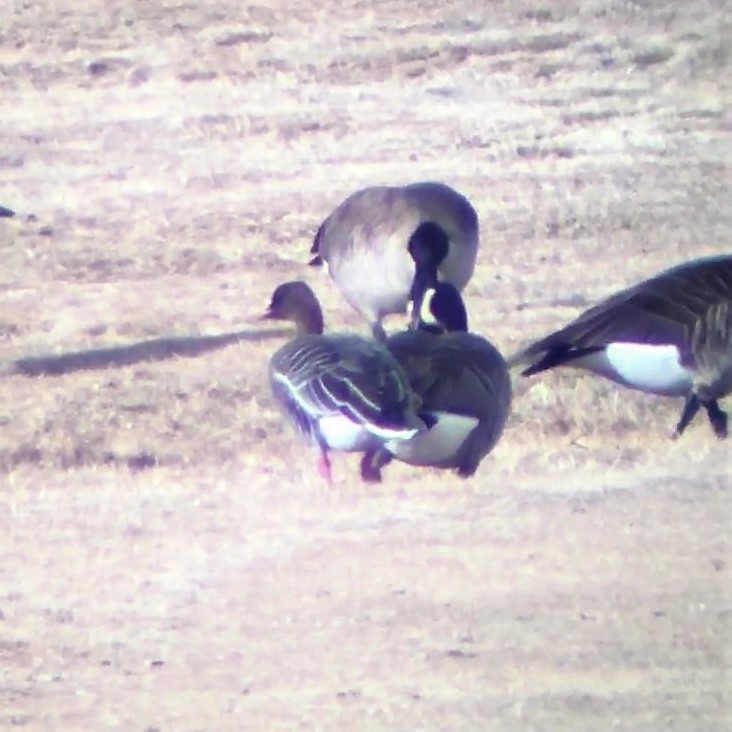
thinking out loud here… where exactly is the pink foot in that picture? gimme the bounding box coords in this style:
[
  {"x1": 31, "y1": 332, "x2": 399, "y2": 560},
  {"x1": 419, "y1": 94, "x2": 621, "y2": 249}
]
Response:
[{"x1": 317, "y1": 450, "x2": 333, "y2": 485}]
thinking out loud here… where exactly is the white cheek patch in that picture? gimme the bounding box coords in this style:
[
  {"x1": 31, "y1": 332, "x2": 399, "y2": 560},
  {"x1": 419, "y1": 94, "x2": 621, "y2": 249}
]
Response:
[
  {"x1": 419, "y1": 288, "x2": 437, "y2": 325},
  {"x1": 579, "y1": 342, "x2": 694, "y2": 396}
]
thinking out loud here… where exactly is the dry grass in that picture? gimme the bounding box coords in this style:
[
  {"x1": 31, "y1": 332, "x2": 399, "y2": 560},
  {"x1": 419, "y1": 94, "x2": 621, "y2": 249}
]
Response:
[{"x1": 1, "y1": 0, "x2": 731, "y2": 729}]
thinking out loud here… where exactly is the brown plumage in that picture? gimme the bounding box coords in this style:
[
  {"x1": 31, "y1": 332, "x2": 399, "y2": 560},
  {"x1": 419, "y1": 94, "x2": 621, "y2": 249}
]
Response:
[
  {"x1": 361, "y1": 282, "x2": 512, "y2": 481},
  {"x1": 262, "y1": 281, "x2": 429, "y2": 483},
  {"x1": 509, "y1": 254, "x2": 732, "y2": 438},
  {"x1": 309, "y1": 181, "x2": 479, "y2": 340}
]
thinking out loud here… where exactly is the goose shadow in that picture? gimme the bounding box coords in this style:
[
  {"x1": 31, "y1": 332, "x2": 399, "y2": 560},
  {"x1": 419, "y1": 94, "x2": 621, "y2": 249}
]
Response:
[{"x1": 9, "y1": 327, "x2": 289, "y2": 377}]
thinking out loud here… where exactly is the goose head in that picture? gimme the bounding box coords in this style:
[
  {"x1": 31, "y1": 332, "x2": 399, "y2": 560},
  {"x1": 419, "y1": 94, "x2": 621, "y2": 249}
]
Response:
[
  {"x1": 407, "y1": 221, "x2": 450, "y2": 326},
  {"x1": 262, "y1": 281, "x2": 325, "y2": 335},
  {"x1": 413, "y1": 281, "x2": 469, "y2": 334}
]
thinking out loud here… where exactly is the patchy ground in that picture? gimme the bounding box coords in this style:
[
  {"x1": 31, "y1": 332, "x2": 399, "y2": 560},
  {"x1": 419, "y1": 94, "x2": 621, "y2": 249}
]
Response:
[{"x1": 1, "y1": 0, "x2": 731, "y2": 729}]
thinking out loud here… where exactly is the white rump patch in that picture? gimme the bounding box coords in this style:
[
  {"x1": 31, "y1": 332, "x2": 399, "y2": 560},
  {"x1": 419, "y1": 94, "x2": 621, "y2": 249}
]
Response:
[
  {"x1": 578, "y1": 342, "x2": 693, "y2": 396},
  {"x1": 385, "y1": 411, "x2": 479, "y2": 465}
]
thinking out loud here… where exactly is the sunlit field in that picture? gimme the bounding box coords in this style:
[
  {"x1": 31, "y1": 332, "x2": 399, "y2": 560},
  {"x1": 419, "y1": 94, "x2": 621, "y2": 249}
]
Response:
[{"x1": 1, "y1": 1, "x2": 730, "y2": 729}]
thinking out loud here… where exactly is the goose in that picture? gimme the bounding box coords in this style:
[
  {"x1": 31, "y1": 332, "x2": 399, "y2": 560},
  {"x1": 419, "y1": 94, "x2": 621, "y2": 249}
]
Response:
[
  {"x1": 309, "y1": 181, "x2": 479, "y2": 340},
  {"x1": 360, "y1": 229, "x2": 511, "y2": 481},
  {"x1": 0, "y1": 205, "x2": 14, "y2": 218},
  {"x1": 262, "y1": 281, "x2": 432, "y2": 483},
  {"x1": 361, "y1": 282, "x2": 512, "y2": 481},
  {"x1": 508, "y1": 254, "x2": 732, "y2": 439}
]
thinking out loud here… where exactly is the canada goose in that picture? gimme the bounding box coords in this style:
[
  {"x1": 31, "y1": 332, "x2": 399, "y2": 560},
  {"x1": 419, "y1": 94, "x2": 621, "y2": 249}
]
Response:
[
  {"x1": 309, "y1": 181, "x2": 479, "y2": 340},
  {"x1": 509, "y1": 254, "x2": 732, "y2": 438},
  {"x1": 262, "y1": 281, "x2": 431, "y2": 483},
  {"x1": 360, "y1": 288, "x2": 511, "y2": 481}
]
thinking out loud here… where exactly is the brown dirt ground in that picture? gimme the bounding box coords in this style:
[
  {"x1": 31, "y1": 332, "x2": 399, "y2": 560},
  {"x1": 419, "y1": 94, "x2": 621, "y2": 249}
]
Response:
[{"x1": 1, "y1": 1, "x2": 731, "y2": 729}]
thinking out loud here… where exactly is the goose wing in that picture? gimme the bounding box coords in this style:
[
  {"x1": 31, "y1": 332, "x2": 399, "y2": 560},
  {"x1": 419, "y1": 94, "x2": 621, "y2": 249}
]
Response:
[
  {"x1": 388, "y1": 331, "x2": 510, "y2": 419},
  {"x1": 689, "y1": 301, "x2": 732, "y2": 385},
  {"x1": 310, "y1": 187, "x2": 404, "y2": 260},
  {"x1": 311, "y1": 182, "x2": 477, "y2": 262},
  {"x1": 404, "y1": 182, "x2": 478, "y2": 239},
  {"x1": 271, "y1": 334, "x2": 419, "y2": 430},
  {"x1": 511, "y1": 255, "x2": 732, "y2": 370}
]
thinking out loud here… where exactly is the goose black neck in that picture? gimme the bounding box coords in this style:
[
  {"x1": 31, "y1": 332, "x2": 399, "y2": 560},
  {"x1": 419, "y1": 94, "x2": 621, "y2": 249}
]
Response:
[
  {"x1": 437, "y1": 293, "x2": 468, "y2": 332},
  {"x1": 421, "y1": 282, "x2": 469, "y2": 334},
  {"x1": 407, "y1": 221, "x2": 450, "y2": 317},
  {"x1": 409, "y1": 267, "x2": 437, "y2": 314}
]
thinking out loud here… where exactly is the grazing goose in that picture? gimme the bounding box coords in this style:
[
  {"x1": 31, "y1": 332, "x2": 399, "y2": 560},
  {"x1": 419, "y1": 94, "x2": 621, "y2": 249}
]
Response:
[
  {"x1": 309, "y1": 181, "x2": 479, "y2": 340},
  {"x1": 509, "y1": 254, "x2": 732, "y2": 438},
  {"x1": 360, "y1": 251, "x2": 511, "y2": 481},
  {"x1": 262, "y1": 281, "x2": 431, "y2": 483}
]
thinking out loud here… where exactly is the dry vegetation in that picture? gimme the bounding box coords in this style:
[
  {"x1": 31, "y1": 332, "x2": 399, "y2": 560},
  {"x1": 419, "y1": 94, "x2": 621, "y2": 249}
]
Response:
[{"x1": 1, "y1": 0, "x2": 731, "y2": 729}]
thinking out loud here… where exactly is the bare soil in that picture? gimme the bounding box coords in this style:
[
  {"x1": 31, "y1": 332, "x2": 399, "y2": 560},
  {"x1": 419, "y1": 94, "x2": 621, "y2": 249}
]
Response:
[{"x1": 1, "y1": 1, "x2": 731, "y2": 729}]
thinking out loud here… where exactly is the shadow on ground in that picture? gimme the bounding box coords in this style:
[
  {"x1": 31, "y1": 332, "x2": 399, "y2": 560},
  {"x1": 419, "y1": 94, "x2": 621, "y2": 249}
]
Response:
[{"x1": 9, "y1": 327, "x2": 289, "y2": 376}]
